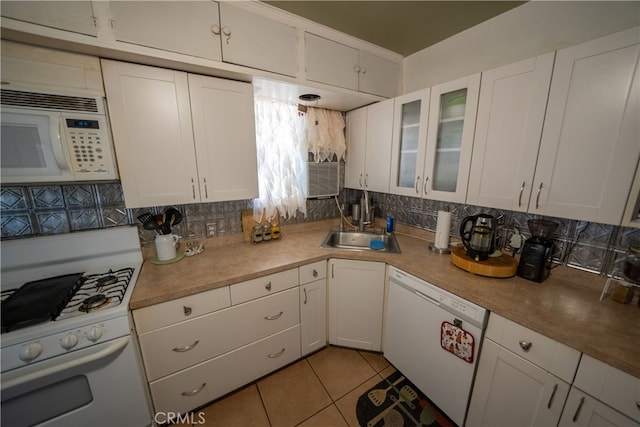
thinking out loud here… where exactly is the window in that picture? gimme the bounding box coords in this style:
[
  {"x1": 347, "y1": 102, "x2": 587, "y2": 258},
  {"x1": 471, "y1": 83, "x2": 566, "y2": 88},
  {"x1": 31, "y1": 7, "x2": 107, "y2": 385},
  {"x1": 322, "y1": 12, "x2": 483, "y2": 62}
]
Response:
[{"x1": 252, "y1": 98, "x2": 345, "y2": 222}]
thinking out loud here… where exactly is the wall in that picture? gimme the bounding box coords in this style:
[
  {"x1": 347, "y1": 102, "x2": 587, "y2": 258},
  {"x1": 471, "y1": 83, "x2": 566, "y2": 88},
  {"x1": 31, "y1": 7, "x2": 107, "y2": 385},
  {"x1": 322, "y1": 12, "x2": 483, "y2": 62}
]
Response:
[
  {"x1": 342, "y1": 189, "x2": 640, "y2": 279},
  {"x1": 403, "y1": 1, "x2": 640, "y2": 92},
  {"x1": 0, "y1": 182, "x2": 342, "y2": 246}
]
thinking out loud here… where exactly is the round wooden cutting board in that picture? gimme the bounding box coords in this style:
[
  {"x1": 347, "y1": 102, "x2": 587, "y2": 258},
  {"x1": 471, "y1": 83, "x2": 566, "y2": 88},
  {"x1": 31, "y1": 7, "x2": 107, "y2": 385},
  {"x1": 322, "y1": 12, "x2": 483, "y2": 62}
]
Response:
[{"x1": 450, "y1": 246, "x2": 517, "y2": 278}]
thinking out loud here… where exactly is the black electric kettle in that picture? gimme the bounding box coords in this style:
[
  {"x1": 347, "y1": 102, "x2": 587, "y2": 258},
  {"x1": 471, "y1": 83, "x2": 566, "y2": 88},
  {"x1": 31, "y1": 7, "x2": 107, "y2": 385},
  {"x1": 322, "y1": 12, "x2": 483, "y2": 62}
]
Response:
[{"x1": 460, "y1": 214, "x2": 496, "y2": 261}]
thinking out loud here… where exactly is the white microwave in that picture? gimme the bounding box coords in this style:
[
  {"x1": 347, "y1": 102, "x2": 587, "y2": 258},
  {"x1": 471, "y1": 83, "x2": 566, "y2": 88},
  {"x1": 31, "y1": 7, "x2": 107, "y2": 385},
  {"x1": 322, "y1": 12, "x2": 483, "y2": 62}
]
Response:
[{"x1": 1, "y1": 89, "x2": 118, "y2": 184}]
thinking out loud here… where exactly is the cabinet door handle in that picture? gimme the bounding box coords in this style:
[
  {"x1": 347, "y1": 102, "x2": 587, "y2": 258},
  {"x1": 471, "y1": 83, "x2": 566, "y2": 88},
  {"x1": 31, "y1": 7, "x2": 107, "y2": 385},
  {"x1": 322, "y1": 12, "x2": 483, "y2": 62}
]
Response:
[
  {"x1": 572, "y1": 396, "x2": 585, "y2": 422},
  {"x1": 423, "y1": 176, "x2": 430, "y2": 195},
  {"x1": 547, "y1": 383, "x2": 558, "y2": 409},
  {"x1": 268, "y1": 348, "x2": 286, "y2": 358},
  {"x1": 181, "y1": 383, "x2": 206, "y2": 397},
  {"x1": 265, "y1": 311, "x2": 283, "y2": 320},
  {"x1": 519, "y1": 340, "x2": 532, "y2": 352},
  {"x1": 191, "y1": 178, "x2": 196, "y2": 200},
  {"x1": 222, "y1": 26, "x2": 231, "y2": 44},
  {"x1": 183, "y1": 306, "x2": 192, "y2": 316},
  {"x1": 203, "y1": 177, "x2": 208, "y2": 200},
  {"x1": 353, "y1": 65, "x2": 360, "y2": 73},
  {"x1": 535, "y1": 182, "x2": 543, "y2": 210},
  {"x1": 415, "y1": 176, "x2": 420, "y2": 194},
  {"x1": 173, "y1": 340, "x2": 200, "y2": 353},
  {"x1": 364, "y1": 173, "x2": 368, "y2": 188},
  {"x1": 210, "y1": 24, "x2": 221, "y2": 35},
  {"x1": 360, "y1": 67, "x2": 367, "y2": 75},
  {"x1": 359, "y1": 173, "x2": 364, "y2": 188},
  {"x1": 518, "y1": 181, "x2": 525, "y2": 207},
  {"x1": 303, "y1": 288, "x2": 308, "y2": 304}
]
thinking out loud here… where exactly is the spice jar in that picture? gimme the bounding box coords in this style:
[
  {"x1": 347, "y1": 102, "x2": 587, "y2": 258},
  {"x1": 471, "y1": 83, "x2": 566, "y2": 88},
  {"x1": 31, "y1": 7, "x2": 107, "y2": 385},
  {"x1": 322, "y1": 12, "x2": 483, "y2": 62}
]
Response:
[
  {"x1": 271, "y1": 223, "x2": 281, "y2": 240},
  {"x1": 252, "y1": 225, "x2": 263, "y2": 243},
  {"x1": 262, "y1": 223, "x2": 272, "y2": 241}
]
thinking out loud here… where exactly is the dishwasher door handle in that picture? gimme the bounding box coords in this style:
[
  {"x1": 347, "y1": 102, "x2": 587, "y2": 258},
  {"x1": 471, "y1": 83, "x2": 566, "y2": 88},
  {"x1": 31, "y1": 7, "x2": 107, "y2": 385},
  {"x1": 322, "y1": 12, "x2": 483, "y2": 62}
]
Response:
[{"x1": 414, "y1": 289, "x2": 440, "y2": 306}]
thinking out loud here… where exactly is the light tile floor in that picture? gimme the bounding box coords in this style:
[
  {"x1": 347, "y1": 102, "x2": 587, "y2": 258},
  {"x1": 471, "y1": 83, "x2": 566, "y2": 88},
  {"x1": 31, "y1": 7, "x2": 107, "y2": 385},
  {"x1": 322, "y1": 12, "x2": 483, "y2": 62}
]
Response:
[{"x1": 182, "y1": 345, "x2": 395, "y2": 427}]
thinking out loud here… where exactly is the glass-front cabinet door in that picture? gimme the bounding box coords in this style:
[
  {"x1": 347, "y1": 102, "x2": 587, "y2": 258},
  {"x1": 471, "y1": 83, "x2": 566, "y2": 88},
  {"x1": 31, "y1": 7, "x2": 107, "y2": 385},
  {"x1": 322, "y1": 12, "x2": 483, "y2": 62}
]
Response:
[
  {"x1": 389, "y1": 88, "x2": 430, "y2": 196},
  {"x1": 423, "y1": 74, "x2": 480, "y2": 203}
]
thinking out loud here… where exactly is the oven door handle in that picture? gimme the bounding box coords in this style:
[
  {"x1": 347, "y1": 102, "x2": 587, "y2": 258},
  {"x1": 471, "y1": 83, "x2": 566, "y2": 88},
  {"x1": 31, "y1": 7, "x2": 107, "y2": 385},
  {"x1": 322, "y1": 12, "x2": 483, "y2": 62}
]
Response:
[{"x1": 3, "y1": 336, "x2": 129, "y2": 390}]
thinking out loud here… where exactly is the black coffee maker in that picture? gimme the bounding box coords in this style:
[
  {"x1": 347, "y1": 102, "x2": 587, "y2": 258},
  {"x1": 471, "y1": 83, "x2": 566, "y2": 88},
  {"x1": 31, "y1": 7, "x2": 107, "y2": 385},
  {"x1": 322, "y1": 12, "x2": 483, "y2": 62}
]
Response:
[{"x1": 517, "y1": 219, "x2": 559, "y2": 282}]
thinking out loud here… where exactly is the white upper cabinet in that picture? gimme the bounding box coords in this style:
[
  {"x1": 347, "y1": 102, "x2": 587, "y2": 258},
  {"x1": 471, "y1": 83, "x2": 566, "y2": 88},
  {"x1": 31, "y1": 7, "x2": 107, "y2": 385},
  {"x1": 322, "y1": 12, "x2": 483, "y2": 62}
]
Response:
[
  {"x1": 305, "y1": 33, "x2": 399, "y2": 98},
  {"x1": 188, "y1": 74, "x2": 258, "y2": 202},
  {"x1": 109, "y1": 1, "x2": 297, "y2": 77},
  {"x1": 389, "y1": 74, "x2": 480, "y2": 203},
  {"x1": 424, "y1": 74, "x2": 480, "y2": 202},
  {"x1": 109, "y1": 1, "x2": 222, "y2": 61},
  {"x1": 102, "y1": 60, "x2": 257, "y2": 208},
  {"x1": 102, "y1": 60, "x2": 198, "y2": 208},
  {"x1": 1, "y1": 1, "x2": 97, "y2": 36},
  {"x1": 389, "y1": 88, "x2": 430, "y2": 196},
  {"x1": 218, "y1": 3, "x2": 297, "y2": 77},
  {"x1": 467, "y1": 52, "x2": 555, "y2": 211},
  {"x1": 532, "y1": 27, "x2": 640, "y2": 224},
  {"x1": 345, "y1": 99, "x2": 394, "y2": 193}
]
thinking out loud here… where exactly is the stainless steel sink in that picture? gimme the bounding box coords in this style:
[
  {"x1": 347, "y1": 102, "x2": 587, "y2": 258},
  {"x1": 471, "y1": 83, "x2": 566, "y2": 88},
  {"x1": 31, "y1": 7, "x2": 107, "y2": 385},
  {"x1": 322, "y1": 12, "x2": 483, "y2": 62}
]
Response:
[{"x1": 321, "y1": 230, "x2": 401, "y2": 253}]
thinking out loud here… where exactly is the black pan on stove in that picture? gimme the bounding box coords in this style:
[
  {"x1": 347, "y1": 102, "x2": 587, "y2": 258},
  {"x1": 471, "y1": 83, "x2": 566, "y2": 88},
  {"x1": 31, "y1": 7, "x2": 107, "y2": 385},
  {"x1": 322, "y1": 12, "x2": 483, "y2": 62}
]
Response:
[{"x1": 1, "y1": 272, "x2": 85, "y2": 333}]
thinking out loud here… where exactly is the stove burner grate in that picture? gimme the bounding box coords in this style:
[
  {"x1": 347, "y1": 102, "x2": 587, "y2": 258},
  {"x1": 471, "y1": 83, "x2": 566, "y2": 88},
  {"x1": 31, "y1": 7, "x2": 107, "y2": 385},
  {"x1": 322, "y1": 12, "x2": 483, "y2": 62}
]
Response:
[{"x1": 79, "y1": 294, "x2": 111, "y2": 312}]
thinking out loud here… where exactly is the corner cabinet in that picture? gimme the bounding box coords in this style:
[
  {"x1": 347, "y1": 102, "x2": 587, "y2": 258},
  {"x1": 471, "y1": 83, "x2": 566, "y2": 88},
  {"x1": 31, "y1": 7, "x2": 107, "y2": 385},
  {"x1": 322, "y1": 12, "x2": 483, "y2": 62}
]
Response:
[
  {"x1": 388, "y1": 74, "x2": 480, "y2": 203},
  {"x1": 345, "y1": 99, "x2": 394, "y2": 193},
  {"x1": 530, "y1": 27, "x2": 640, "y2": 224},
  {"x1": 467, "y1": 52, "x2": 555, "y2": 212},
  {"x1": 101, "y1": 60, "x2": 258, "y2": 208},
  {"x1": 305, "y1": 32, "x2": 399, "y2": 98},
  {"x1": 328, "y1": 259, "x2": 385, "y2": 351}
]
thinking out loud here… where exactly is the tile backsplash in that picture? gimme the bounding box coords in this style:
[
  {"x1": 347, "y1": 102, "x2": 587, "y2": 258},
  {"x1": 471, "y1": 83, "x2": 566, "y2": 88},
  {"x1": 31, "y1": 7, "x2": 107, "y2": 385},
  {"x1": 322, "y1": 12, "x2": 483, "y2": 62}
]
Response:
[{"x1": 2, "y1": 182, "x2": 638, "y2": 277}]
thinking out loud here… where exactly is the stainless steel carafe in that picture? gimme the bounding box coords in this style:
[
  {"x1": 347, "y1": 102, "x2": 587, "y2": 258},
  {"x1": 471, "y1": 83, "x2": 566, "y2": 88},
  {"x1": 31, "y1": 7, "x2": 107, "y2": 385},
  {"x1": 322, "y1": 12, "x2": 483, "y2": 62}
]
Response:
[{"x1": 460, "y1": 214, "x2": 496, "y2": 261}]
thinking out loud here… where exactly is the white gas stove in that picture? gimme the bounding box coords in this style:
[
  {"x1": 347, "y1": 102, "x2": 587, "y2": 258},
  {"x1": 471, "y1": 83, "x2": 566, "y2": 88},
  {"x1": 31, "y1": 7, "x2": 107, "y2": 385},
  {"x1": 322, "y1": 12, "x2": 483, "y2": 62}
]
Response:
[{"x1": 1, "y1": 226, "x2": 152, "y2": 427}]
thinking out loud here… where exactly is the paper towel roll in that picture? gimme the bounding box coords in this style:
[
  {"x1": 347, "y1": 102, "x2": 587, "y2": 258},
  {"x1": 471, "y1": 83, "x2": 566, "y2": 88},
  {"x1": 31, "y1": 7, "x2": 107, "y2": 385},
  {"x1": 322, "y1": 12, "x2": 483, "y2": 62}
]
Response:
[{"x1": 435, "y1": 211, "x2": 451, "y2": 249}]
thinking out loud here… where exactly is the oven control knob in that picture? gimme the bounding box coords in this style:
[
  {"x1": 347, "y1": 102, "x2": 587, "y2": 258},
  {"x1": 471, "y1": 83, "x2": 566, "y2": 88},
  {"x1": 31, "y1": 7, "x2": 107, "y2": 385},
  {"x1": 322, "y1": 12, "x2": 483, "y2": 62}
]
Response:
[
  {"x1": 19, "y1": 342, "x2": 43, "y2": 362},
  {"x1": 86, "y1": 325, "x2": 104, "y2": 342},
  {"x1": 61, "y1": 333, "x2": 79, "y2": 350}
]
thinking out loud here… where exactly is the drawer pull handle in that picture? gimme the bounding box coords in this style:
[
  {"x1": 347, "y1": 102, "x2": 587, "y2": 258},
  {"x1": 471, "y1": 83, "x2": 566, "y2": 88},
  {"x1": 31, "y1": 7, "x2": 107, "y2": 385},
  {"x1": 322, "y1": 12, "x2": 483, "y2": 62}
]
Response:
[
  {"x1": 265, "y1": 281, "x2": 272, "y2": 291},
  {"x1": 268, "y1": 348, "x2": 286, "y2": 358},
  {"x1": 183, "y1": 306, "x2": 192, "y2": 316},
  {"x1": 312, "y1": 269, "x2": 318, "y2": 277},
  {"x1": 173, "y1": 340, "x2": 200, "y2": 352},
  {"x1": 519, "y1": 340, "x2": 532, "y2": 352},
  {"x1": 265, "y1": 311, "x2": 283, "y2": 321},
  {"x1": 547, "y1": 383, "x2": 558, "y2": 409},
  {"x1": 572, "y1": 396, "x2": 585, "y2": 422},
  {"x1": 181, "y1": 383, "x2": 206, "y2": 397}
]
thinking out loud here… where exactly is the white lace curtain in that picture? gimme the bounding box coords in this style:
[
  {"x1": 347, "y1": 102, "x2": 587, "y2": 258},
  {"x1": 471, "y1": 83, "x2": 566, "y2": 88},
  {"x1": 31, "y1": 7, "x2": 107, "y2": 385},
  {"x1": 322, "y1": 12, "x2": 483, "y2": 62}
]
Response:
[{"x1": 253, "y1": 98, "x2": 345, "y2": 223}]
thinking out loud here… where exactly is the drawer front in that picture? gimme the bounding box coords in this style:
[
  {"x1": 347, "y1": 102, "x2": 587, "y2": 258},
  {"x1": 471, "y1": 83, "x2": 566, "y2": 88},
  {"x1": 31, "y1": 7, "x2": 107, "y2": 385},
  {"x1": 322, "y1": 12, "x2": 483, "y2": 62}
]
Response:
[
  {"x1": 299, "y1": 260, "x2": 326, "y2": 284},
  {"x1": 574, "y1": 355, "x2": 640, "y2": 422},
  {"x1": 230, "y1": 268, "x2": 298, "y2": 305},
  {"x1": 488, "y1": 314, "x2": 580, "y2": 382},
  {"x1": 133, "y1": 286, "x2": 231, "y2": 333},
  {"x1": 139, "y1": 287, "x2": 300, "y2": 381},
  {"x1": 149, "y1": 324, "x2": 301, "y2": 415}
]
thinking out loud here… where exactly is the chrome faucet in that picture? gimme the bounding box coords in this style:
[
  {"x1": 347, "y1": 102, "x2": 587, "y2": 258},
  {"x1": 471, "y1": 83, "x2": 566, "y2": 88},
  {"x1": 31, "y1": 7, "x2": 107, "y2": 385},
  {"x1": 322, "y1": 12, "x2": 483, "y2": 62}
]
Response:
[{"x1": 359, "y1": 191, "x2": 371, "y2": 231}]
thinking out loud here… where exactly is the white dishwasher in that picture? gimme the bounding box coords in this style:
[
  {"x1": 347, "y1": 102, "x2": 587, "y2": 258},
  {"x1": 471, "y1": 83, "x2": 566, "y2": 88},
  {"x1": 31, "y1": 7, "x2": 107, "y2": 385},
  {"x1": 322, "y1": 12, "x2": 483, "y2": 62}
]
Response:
[{"x1": 384, "y1": 266, "x2": 488, "y2": 426}]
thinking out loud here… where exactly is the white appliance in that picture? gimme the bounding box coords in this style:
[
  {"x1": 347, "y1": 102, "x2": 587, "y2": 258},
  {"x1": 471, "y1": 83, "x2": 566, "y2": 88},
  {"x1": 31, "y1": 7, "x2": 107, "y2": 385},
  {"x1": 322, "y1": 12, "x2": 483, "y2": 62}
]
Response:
[
  {"x1": 1, "y1": 89, "x2": 118, "y2": 183},
  {"x1": 0, "y1": 227, "x2": 152, "y2": 427},
  {"x1": 384, "y1": 266, "x2": 488, "y2": 426}
]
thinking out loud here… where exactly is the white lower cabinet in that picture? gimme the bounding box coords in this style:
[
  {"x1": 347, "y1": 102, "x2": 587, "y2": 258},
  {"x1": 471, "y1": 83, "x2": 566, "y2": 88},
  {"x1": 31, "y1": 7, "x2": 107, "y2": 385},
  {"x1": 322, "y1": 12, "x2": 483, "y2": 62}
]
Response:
[
  {"x1": 300, "y1": 261, "x2": 327, "y2": 356},
  {"x1": 467, "y1": 314, "x2": 581, "y2": 427},
  {"x1": 559, "y1": 355, "x2": 640, "y2": 427},
  {"x1": 328, "y1": 259, "x2": 385, "y2": 351},
  {"x1": 150, "y1": 324, "x2": 301, "y2": 415},
  {"x1": 133, "y1": 268, "x2": 302, "y2": 415}
]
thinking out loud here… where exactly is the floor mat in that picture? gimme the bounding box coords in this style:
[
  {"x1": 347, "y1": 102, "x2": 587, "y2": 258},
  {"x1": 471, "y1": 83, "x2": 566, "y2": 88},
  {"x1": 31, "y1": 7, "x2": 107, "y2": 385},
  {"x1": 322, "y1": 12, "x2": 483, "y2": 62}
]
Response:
[{"x1": 356, "y1": 370, "x2": 457, "y2": 427}]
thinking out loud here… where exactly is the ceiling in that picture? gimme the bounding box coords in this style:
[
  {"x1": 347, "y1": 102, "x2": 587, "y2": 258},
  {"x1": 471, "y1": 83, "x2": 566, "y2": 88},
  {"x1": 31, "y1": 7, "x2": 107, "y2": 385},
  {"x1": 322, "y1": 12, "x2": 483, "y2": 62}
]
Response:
[{"x1": 264, "y1": 1, "x2": 526, "y2": 57}]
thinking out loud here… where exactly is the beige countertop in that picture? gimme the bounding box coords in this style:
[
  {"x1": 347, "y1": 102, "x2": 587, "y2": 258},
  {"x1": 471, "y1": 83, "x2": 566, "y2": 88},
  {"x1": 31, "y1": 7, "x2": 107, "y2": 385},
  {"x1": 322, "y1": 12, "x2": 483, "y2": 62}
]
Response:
[{"x1": 131, "y1": 219, "x2": 640, "y2": 379}]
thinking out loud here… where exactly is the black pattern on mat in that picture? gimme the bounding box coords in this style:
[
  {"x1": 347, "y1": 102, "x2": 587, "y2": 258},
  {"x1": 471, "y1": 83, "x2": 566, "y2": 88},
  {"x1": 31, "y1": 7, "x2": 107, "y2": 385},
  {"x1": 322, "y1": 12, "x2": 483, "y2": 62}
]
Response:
[{"x1": 356, "y1": 370, "x2": 457, "y2": 427}]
